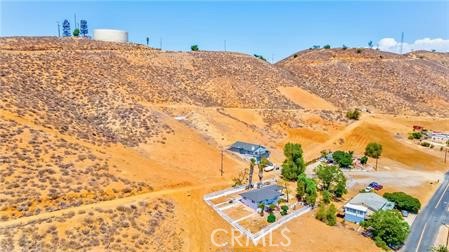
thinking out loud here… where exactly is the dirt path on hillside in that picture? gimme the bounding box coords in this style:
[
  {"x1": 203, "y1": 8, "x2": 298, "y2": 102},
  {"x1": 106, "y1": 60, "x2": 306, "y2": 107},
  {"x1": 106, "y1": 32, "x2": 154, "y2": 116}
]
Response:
[{"x1": 0, "y1": 181, "x2": 232, "y2": 229}]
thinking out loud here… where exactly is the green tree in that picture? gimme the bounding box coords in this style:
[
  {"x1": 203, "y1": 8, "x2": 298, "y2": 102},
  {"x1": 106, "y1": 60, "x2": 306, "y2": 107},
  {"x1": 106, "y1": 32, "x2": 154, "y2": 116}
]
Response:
[
  {"x1": 334, "y1": 178, "x2": 347, "y2": 198},
  {"x1": 368, "y1": 40, "x2": 374, "y2": 48},
  {"x1": 361, "y1": 210, "x2": 410, "y2": 249},
  {"x1": 191, "y1": 45, "x2": 199, "y2": 51},
  {"x1": 72, "y1": 28, "x2": 80, "y2": 37},
  {"x1": 254, "y1": 54, "x2": 267, "y2": 61},
  {"x1": 315, "y1": 203, "x2": 337, "y2": 226},
  {"x1": 296, "y1": 176, "x2": 306, "y2": 200},
  {"x1": 281, "y1": 143, "x2": 306, "y2": 181},
  {"x1": 342, "y1": 45, "x2": 348, "y2": 50},
  {"x1": 360, "y1": 156, "x2": 368, "y2": 165},
  {"x1": 365, "y1": 142, "x2": 383, "y2": 171},
  {"x1": 281, "y1": 205, "x2": 289, "y2": 215},
  {"x1": 326, "y1": 204, "x2": 337, "y2": 226},
  {"x1": 432, "y1": 245, "x2": 449, "y2": 252},
  {"x1": 314, "y1": 164, "x2": 347, "y2": 198},
  {"x1": 297, "y1": 174, "x2": 317, "y2": 206},
  {"x1": 332, "y1": 150, "x2": 353, "y2": 168},
  {"x1": 383, "y1": 192, "x2": 421, "y2": 214},
  {"x1": 408, "y1": 132, "x2": 423, "y2": 140},
  {"x1": 322, "y1": 190, "x2": 331, "y2": 204},
  {"x1": 304, "y1": 179, "x2": 317, "y2": 206},
  {"x1": 257, "y1": 157, "x2": 269, "y2": 187},
  {"x1": 323, "y1": 44, "x2": 331, "y2": 49},
  {"x1": 267, "y1": 213, "x2": 276, "y2": 223}
]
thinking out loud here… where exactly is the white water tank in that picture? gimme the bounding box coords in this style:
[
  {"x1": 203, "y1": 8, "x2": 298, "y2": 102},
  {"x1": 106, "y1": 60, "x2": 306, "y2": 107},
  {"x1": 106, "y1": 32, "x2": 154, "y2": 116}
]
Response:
[{"x1": 93, "y1": 29, "x2": 128, "y2": 43}]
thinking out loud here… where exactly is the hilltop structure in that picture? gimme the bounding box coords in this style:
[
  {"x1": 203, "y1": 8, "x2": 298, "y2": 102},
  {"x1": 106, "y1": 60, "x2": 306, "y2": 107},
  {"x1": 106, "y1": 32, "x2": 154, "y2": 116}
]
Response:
[{"x1": 93, "y1": 29, "x2": 128, "y2": 43}]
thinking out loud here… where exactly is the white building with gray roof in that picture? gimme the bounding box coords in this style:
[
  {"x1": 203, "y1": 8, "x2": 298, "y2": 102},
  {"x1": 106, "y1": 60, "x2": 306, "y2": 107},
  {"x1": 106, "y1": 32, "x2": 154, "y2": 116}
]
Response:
[{"x1": 344, "y1": 192, "x2": 395, "y2": 223}]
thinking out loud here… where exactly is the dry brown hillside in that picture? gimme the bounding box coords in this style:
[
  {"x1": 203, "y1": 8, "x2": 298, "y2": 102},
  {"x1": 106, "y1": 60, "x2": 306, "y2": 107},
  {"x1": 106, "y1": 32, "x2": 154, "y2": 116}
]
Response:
[
  {"x1": 277, "y1": 48, "x2": 449, "y2": 116},
  {"x1": 1, "y1": 37, "x2": 448, "y2": 252},
  {"x1": 0, "y1": 37, "x2": 315, "y2": 146},
  {"x1": 0, "y1": 37, "x2": 321, "y2": 221}
]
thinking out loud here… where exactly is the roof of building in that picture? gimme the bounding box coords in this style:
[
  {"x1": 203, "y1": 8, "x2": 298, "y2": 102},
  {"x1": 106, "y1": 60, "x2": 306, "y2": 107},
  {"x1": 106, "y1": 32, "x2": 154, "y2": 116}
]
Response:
[
  {"x1": 346, "y1": 192, "x2": 395, "y2": 212},
  {"x1": 344, "y1": 203, "x2": 368, "y2": 212},
  {"x1": 229, "y1": 141, "x2": 266, "y2": 152},
  {"x1": 239, "y1": 185, "x2": 283, "y2": 203}
]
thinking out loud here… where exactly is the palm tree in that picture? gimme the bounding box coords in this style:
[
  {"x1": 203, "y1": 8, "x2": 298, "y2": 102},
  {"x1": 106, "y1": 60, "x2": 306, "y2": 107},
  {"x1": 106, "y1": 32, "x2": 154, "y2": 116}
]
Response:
[
  {"x1": 247, "y1": 158, "x2": 256, "y2": 189},
  {"x1": 257, "y1": 157, "x2": 269, "y2": 188},
  {"x1": 284, "y1": 181, "x2": 291, "y2": 202}
]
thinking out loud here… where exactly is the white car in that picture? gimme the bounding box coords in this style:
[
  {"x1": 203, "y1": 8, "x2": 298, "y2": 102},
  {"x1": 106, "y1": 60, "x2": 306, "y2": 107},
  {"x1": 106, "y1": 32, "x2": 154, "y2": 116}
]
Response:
[
  {"x1": 364, "y1": 186, "x2": 373, "y2": 192},
  {"x1": 264, "y1": 163, "x2": 276, "y2": 172}
]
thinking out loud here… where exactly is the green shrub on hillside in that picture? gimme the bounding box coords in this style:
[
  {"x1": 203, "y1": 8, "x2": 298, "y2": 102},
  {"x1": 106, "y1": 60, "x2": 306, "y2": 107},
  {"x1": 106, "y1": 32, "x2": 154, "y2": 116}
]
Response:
[
  {"x1": 346, "y1": 108, "x2": 361, "y2": 120},
  {"x1": 191, "y1": 45, "x2": 199, "y2": 51}
]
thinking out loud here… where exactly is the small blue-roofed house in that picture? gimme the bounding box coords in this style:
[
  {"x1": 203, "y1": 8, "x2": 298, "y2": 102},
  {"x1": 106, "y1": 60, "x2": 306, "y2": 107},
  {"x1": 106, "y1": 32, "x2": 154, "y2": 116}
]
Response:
[
  {"x1": 228, "y1": 141, "x2": 270, "y2": 162},
  {"x1": 239, "y1": 185, "x2": 283, "y2": 210}
]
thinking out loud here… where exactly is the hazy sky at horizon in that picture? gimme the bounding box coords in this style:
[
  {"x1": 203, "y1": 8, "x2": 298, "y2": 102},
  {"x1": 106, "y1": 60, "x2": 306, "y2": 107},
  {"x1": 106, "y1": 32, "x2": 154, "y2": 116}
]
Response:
[{"x1": 1, "y1": 1, "x2": 448, "y2": 61}]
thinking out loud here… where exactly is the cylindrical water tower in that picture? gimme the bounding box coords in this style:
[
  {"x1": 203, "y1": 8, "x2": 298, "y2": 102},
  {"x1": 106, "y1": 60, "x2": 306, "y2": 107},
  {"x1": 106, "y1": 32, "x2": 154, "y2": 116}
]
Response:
[{"x1": 93, "y1": 29, "x2": 128, "y2": 43}]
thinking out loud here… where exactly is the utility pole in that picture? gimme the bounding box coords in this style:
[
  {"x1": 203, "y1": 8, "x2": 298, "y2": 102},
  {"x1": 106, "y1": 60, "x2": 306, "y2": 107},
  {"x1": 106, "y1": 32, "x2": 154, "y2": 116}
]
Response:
[
  {"x1": 159, "y1": 38, "x2": 162, "y2": 50},
  {"x1": 444, "y1": 147, "x2": 447, "y2": 163},
  {"x1": 74, "y1": 14, "x2": 77, "y2": 29},
  {"x1": 220, "y1": 148, "x2": 224, "y2": 176},
  {"x1": 224, "y1": 40, "x2": 227, "y2": 52},
  {"x1": 146, "y1": 36, "x2": 149, "y2": 46},
  {"x1": 57, "y1": 22, "x2": 60, "y2": 37},
  {"x1": 400, "y1": 32, "x2": 404, "y2": 54}
]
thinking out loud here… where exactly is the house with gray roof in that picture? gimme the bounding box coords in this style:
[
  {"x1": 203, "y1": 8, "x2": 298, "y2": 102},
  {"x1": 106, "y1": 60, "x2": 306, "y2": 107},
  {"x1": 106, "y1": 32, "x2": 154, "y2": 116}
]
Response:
[
  {"x1": 344, "y1": 192, "x2": 395, "y2": 223},
  {"x1": 228, "y1": 141, "x2": 270, "y2": 162},
  {"x1": 239, "y1": 185, "x2": 283, "y2": 210}
]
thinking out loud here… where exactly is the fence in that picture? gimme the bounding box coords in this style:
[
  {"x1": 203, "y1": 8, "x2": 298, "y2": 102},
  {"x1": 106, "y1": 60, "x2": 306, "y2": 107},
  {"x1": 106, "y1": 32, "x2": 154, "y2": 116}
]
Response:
[{"x1": 204, "y1": 183, "x2": 312, "y2": 242}]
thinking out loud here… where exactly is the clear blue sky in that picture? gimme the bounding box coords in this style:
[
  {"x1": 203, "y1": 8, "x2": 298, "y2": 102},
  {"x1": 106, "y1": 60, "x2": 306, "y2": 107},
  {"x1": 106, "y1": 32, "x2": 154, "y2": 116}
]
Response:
[{"x1": 1, "y1": 1, "x2": 448, "y2": 61}]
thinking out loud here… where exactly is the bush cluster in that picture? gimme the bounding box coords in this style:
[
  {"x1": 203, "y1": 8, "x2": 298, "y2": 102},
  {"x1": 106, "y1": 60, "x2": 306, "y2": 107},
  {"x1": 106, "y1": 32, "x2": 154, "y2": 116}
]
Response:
[
  {"x1": 346, "y1": 108, "x2": 361, "y2": 120},
  {"x1": 315, "y1": 204, "x2": 337, "y2": 226},
  {"x1": 408, "y1": 132, "x2": 423, "y2": 140},
  {"x1": 332, "y1": 150, "x2": 353, "y2": 168},
  {"x1": 267, "y1": 213, "x2": 276, "y2": 223},
  {"x1": 383, "y1": 192, "x2": 421, "y2": 213}
]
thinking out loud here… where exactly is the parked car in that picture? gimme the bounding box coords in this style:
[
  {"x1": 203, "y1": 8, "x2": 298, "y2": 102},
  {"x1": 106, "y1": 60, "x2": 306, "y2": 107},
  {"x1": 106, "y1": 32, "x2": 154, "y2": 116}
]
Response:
[
  {"x1": 369, "y1": 182, "x2": 383, "y2": 190},
  {"x1": 263, "y1": 162, "x2": 278, "y2": 172},
  {"x1": 388, "y1": 243, "x2": 403, "y2": 251},
  {"x1": 401, "y1": 210, "x2": 409, "y2": 217},
  {"x1": 364, "y1": 186, "x2": 373, "y2": 192},
  {"x1": 361, "y1": 230, "x2": 373, "y2": 238}
]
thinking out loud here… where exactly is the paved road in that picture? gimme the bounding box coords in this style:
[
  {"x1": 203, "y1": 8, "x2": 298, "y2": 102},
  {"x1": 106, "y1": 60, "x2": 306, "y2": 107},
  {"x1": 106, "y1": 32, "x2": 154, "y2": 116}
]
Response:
[{"x1": 402, "y1": 172, "x2": 449, "y2": 252}]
